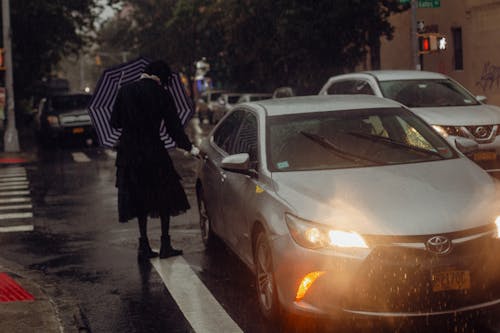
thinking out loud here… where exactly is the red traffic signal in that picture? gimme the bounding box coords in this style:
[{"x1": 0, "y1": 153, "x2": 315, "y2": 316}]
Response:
[{"x1": 420, "y1": 37, "x2": 430, "y2": 52}]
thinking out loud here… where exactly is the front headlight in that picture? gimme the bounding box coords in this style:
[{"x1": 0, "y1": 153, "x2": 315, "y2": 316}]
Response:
[
  {"x1": 495, "y1": 216, "x2": 500, "y2": 238},
  {"x1": 432, "y1": 125, "x2": 449, "y2": 138},
  {"x1": 285, "y1": 213, "x2": 368, "y2": 249}
]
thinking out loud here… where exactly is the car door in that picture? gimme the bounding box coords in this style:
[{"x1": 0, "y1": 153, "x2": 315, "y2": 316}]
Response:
[
  {"x1": 219, "y1": 110, "x2": 260, "y2": 258},
  {"x1": 203, "y1": 110, "x2": 245, "y2": 240}
]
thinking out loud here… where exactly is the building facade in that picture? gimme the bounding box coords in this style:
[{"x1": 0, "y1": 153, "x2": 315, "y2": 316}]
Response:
[{"x1": 380, "y1": 0, "x2": 500, "y2": 105}]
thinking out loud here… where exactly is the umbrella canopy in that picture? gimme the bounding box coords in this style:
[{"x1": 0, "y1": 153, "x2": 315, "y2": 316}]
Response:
[{"x1": 88, "y1": 57, "x2": 194, "y2": 149}]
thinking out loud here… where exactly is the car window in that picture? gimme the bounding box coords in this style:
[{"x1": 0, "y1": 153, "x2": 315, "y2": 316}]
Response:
[
  {"x1": 249, "y1": 95, "x2": 271, "y2": 101},
  {"x1": 354, "y1": 80, "x2": 375, "y2": 95},
  {"x1": 267, "y1": 107, "x2": 457, "y2": 172},
  {"x1": 230, "y1": 112, "x2": 258, "y2": 163},
  {"x1": 227, "y1": 95, "x2": 240, "y2": 104},
  {"x1": 326, "y1": 80, "x2": 356, "y2": 94},
  {"x1": 50, "y1": 94, "x2": 91, "y2": 112},
  {"x1": 213, "y1": 110, "x2": 245, "y2": 153},
  {"x1": 379, "y1": 79, "x2": 480, "y2": 107}
]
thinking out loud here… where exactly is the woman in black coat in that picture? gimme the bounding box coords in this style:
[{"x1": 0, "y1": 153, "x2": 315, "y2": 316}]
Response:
[{"x1": 111, "y1": 60, "x2": 198, "y2": 260}]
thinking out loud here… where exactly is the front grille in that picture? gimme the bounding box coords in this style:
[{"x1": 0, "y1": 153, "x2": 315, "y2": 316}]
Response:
[
  {"x1": 342, "y1": 230, "x2": 500, "y2": 314},
  {"x1": 462, "y1": 125, "x2": 498, "y2": 142}
]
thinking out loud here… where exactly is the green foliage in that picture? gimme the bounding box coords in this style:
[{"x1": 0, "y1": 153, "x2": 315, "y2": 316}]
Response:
[
  {"x1": 100, "y1": 0, "x2": 408, "y2": 94},
  {"x1": 5, "y1": 0, "x2": 101, "y2": 99}
]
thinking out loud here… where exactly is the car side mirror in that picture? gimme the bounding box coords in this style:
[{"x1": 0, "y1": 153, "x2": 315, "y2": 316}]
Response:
[
  {"x1": 476, "y1": 95, "x2": 487, "y2": 103},
  {"x1": 221, "y1": 153, "x2": 257, "y2": 177},
  {"x1": 455, "y1": 137, "x2": 478, "y2": 155}
]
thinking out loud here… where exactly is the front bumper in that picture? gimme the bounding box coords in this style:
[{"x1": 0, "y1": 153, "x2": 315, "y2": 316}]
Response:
[{"x1": 271, "y1": 230, "x2": 500, "y2": 319}]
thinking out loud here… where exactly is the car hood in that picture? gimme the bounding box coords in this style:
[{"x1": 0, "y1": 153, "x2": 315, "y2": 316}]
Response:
[
  {"x1": 273, "y1": 158, "x2": 498, "y2": 236},
  {"x1": 410, "y1": 104, "x2": 500, "y2": 126}
]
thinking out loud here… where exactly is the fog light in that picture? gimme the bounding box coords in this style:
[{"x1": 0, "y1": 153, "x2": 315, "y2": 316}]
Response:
[{"x1": 295, "y1": 271, "x2": 325, "y2": 301}]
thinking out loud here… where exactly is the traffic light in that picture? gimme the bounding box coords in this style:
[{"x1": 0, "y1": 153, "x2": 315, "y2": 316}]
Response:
[{"x1": 418, "y1": 33, "x2": 447, "y2": 54}]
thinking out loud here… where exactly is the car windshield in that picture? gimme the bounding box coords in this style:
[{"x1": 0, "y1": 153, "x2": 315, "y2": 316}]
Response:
[
  {"x1": 267, "y1": 107, "x2": 457, "y2": 171},
  {"x1": 51, "y1": 94, "x2": 91, "y2": 112},
  {"x1": 378, "y1": 79, "x2": 480, "y2": 108}
]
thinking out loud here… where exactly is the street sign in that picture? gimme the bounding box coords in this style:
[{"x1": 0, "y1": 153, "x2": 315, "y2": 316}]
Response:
[{"x1": 419, "y1": 0, "x2": 440, "y2": 8}]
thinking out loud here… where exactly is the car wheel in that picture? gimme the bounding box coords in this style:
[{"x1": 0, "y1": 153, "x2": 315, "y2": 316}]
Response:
[
  {"x1": 254, "y1": 229, "x2": 280, "y2": 321},
  {"x1": 197, "y1": 186, "x2": 215, "y2": 248}
]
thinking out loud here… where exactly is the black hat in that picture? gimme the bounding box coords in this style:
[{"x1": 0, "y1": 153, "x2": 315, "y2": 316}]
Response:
[{"x1": 144, "y1": 60, "x2": 172, "y2": 84}]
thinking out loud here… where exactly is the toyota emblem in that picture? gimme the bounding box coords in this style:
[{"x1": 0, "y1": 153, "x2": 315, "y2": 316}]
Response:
[
  {"x1": 474, "y1": 126, "x2": 489, "y2": 139},
  {"x1": 426, "y1": 235, "x2": 452, "y2": 255}
]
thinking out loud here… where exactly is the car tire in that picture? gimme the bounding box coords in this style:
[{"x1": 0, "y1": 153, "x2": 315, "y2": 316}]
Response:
[
  {"x1": 197, "y1": 186, "x2": 215, "y2": 249},
  {"x1": 254, "y1": 229, "x2": 280, "y2": 321}
]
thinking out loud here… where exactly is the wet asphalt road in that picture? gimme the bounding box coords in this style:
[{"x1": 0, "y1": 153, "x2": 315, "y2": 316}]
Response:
[{"x1": 0, "y1": 120, "x2": 499, "y2": 333}]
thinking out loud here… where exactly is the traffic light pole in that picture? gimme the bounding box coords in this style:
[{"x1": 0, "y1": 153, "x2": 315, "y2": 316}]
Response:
[
  {"x1": 2, "y1": 0, "x2": 19, "y2": 152},
  {"x1": 411, "y1": 0, "x2": 421, "y2": 70}
]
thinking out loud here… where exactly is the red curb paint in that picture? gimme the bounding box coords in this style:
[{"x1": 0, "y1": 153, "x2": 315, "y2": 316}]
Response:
[
  {"x1": 0, "y1": 157, "x2": 28, "y2": 164},
  {"x1": 0, "y1": 273, "x2": 34, "y2": 302}
]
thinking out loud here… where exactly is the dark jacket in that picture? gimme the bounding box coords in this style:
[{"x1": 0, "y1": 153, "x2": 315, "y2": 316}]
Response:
[{"x1": 110, "y1": 78, "x2": 192, "y2": 222}]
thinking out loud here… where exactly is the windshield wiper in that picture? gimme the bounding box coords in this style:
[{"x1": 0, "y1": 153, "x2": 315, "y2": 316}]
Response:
[
  {"x1": 348, "y1": 131, "x2": 444, "y2": 158},
  {"x1": 299, "y1": 131, "x2": 386, "y2": 165}
]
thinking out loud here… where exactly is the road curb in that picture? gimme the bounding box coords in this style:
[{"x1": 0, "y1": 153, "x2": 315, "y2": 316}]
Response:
[{"x1": 0, "y1": 256, "x2": 91, "y2": 332}]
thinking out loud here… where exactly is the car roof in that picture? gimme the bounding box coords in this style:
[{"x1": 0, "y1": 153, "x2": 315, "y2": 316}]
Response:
[
  {"x1": 361, "y1": 70, "x2": 448, "y2": 81},
  {"x1": 247, "y1": 95, "x2": 403, "y2": 116}
]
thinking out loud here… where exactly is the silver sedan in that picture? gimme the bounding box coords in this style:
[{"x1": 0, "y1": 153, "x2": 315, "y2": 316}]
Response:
[{"x1": 195, "y1": 95, "x2": 500, "y2": 321}]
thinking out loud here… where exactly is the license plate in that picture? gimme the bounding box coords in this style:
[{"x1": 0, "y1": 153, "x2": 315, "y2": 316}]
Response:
[
  {"x1": 431, "y1": 270, "x2": 470, "y2": 292},
  {"x1": 72, "y1": 127, "x2": 84, "y2": 134},
  {"x1": 473, "y1": 151, "x2": 497, "y2": 161}
]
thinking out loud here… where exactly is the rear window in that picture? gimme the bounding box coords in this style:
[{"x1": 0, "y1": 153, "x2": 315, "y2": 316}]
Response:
[{"x1": 51, "y1": 95, "x2": 91, "y2": 112}]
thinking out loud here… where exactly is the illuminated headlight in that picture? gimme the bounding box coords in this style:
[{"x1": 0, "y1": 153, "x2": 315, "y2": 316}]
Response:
[
  {"x1": 432, "y1": 125, "x2": 449, "y2": 138},
  {"x1": 46, "y1": 115, "x2": 59, "y2": 127},
  {"x1": 495, "y1": 216, "x2": 500, "y2": 238},
  {"x1": 285, "y1": 213, "x2": 368, "y2": 249}
]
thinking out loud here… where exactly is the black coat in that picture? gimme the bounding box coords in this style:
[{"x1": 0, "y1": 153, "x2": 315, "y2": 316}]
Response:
[{"x1": 111, "y1": 78, "x2": 192, "y2": 222}]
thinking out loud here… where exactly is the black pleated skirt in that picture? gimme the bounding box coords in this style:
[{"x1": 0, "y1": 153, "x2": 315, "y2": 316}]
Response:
[{"x1": 115, "y1": 163, "x2": 190, "y2": 223}]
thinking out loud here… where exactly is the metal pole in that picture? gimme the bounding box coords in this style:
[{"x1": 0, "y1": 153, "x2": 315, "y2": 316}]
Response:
[
  {"x1": 411, "y1": 0, "x2": 420, "y2": 70},
  {"x1": 2, "y1": 0, "x2": 19, "y2": 152}
]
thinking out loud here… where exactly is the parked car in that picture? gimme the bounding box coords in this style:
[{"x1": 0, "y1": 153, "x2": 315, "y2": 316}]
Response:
[
  {"x1": 196, "y1": 95, "x2": 500, "y2": 323},
  {"x1": 35, "y1": 93, "x2": 94, "y2": 146},
  {"x1": 318, "y1": 70, "x2": 500, "y2": 175},
  {"x1": 211, "y1": 92, "x2": 243, "y2": 124},
  {"x1": 196, "y1": 89, "x2": 227, "y2": 124},
  {"x1": 236, "y1": 93, "x2": 272, "y2": 103}
]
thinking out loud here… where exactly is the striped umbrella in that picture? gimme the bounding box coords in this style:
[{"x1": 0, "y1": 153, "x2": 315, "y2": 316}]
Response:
[{"x1": 88, "y1": 57, "x2": 194, "y2": 149}]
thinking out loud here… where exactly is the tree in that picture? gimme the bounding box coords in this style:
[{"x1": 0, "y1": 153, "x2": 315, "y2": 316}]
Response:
[{"x1": 3, "y1": 0, "x2": 103, "y2": 100}]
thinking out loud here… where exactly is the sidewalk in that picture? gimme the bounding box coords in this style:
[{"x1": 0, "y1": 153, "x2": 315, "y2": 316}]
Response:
[{"x1": 0, "y1": 256, "x2": 90, "y2": 333}]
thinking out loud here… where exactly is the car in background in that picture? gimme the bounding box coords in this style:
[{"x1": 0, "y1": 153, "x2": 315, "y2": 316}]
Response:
[
  {"x1": 318, "y1": 70, "x2": 500, "y2": 175},
  {"x1": 236, "y1": 93, "x2": 272, "y2": 103},
  {"x1": 196, "y1": 95, "x2": 500, "y2": 323},
  {"x1": 211, "y1": 92, "x2": 243, "y2": 124},
  {"x1": 35, "y1": 93, "x2": 94, "y2": 146},
  {"x1": 196, "y1": 89, "x2": 227, "y2": 124}
]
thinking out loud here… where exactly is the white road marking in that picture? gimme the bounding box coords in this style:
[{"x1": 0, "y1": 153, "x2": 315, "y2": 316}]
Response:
[
  {"x1": 0, "y1": 204, "x2": 32, "y2": 210},
  {"x1": 0, "y1": 184, "x2": 28, "y2": 190},
  {"x1": 0, "y1": 225, "x2": 34, "y2": 232},
  {"x1": 0, "y1": 212, "x2": 33, "y2": 220},
  {"x1": 151, "y1": 256, "x2": 243, "y2": 333},
  {"x1": 72, "y1": 152, "x2": 91, "y2": 163},
  {"x1": 0, "y1": 177, "x2": 27, "y2": 182},
  {"x1": 0, "y1": 197, "x2": 31, "y2": 203},
  {"x1": 0, "y1": 181, "x2": 29, "y2": 187},
  {"x1": 0, "y1": 190, "x2": 30, "y2": 196},
  {"x1": 0, "y1": 173, "x2": 27, "y2": 178}
]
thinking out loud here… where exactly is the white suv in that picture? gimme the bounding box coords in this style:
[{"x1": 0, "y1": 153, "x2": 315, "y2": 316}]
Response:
[{"x1": 319, "y1": 70, "x2": 500, "y2": 174}]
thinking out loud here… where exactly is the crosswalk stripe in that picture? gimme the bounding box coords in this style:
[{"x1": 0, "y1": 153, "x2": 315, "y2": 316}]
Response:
[
  {"x1": 0, "y1": 177, "x2": 27, "y2": 182},
  {"x1": 0, "y1": 212, "x2": 33, "y2": 220},
  {"x1": 0, "y1": 181, "x2": 29, "y2": 186},
  {"x1": 0, "y1": 225, "x2": 34, "y2": 232},
  {"x1": 0, "y1": 197, "x2": 30, "y2": 203},
  {"x1": 72, "y1": 152, "x2": 91, "y2": 163},
  {"x1": 0, "y1": 184, "x2": 28, "y2": 190},
  {"x1": 0, "y1": 204, "x2": 32, "y2": 211},
  {"x1": 0, "y1": 191, "x2": 30, "y2": 196},
  {"x1": 151, "y1": 256, "x2": 242, "y2": 333},
  {"x1": 0, "y1": 172, "x2": 26, "y2": 178}
]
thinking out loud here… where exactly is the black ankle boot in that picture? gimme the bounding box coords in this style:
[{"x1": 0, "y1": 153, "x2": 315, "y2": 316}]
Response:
[
  {"x1": 159, "y1": 235, "x2": 183, "y2": 258},
  {"x1": 138, "y1": 237, "x2": 158, "y2": 260}
]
